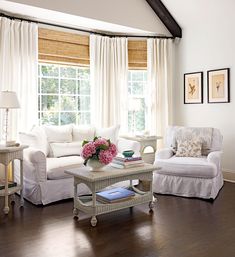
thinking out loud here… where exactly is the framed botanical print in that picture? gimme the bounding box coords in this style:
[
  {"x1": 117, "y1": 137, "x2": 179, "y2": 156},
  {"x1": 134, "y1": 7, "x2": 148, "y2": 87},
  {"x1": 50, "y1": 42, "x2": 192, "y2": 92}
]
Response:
[
  {"x1": 207, "y1": 68, "x2": 230, "y2": 103},
  {"x1": 184, "y1": 72, "x2": 203, "y2": 104}
]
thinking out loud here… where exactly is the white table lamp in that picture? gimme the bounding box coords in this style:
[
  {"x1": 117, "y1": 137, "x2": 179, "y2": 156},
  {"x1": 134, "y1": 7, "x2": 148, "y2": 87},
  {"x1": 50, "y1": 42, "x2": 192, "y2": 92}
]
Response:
[{"x1": 0, "y1": 91, "x2": 20, "y2": 145}]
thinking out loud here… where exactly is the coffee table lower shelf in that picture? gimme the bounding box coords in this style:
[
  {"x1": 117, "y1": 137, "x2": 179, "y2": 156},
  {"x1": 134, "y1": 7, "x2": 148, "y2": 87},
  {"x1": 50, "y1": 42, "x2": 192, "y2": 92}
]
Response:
[{"x1": 73, "y1": 187, "x2": 155, "y2": 227}]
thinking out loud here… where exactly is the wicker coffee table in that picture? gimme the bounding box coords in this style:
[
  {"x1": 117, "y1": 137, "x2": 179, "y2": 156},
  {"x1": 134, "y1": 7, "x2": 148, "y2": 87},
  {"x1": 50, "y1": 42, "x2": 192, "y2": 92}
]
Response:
[{"x1": 65, "y1": 163, "x2": 156, "y2": 227}]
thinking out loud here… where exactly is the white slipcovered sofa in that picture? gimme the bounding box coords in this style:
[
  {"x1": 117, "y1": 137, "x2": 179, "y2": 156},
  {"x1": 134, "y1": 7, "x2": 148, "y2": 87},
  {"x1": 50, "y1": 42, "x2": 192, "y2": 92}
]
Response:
[
  {"x1": 153, "y1": 126, "x2": 223, "y2": 200},
  {"x1": 15, "y1": 124, "x2": 140, "y2": 205}
]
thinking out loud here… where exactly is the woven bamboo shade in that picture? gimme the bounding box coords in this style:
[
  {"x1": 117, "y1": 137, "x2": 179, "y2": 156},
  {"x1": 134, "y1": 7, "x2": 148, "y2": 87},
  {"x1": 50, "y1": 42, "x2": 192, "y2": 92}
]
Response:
[
  {"x1": 38, "y1": 28, "x2": 147, "y2": 69},
  {"x1": 128, "y1": 40, "x2": 147, "y2": 69},
  {"x1": 38, "y1": 28, "x2": 90, "y2": 66}
]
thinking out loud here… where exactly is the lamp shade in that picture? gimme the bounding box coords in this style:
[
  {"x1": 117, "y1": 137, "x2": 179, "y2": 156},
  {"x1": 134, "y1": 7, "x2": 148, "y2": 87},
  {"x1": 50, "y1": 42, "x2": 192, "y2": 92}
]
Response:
[{"x1": 0, "y1": 91, "x2": 20, "y2": 109}]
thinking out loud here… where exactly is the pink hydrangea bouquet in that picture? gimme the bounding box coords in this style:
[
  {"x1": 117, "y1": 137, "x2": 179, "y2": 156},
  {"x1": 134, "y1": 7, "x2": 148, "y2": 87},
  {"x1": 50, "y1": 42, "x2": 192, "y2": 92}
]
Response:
[{"x1": 81, "y1": 137, "x2": 118, "y2": 166}]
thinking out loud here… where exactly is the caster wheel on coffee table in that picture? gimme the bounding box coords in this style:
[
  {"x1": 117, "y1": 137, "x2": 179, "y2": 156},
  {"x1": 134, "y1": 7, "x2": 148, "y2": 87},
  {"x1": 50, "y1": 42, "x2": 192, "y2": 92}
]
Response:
[
  {"x1": 91, "y1": 216, "x2": 97, "y2": 227},
  {"x1": 73, "y1": 208, "x2": 79, "y2": 219}
]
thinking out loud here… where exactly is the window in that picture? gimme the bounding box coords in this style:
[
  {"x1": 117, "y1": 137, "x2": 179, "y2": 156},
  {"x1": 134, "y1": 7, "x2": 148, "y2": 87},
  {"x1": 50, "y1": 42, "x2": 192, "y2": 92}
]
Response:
[
  {"x1": 38, "y1": 63, "x2": 90, "y2": 125},
  {"x1": 128, "y1": 70, "x2": 148, "y2": 133}
]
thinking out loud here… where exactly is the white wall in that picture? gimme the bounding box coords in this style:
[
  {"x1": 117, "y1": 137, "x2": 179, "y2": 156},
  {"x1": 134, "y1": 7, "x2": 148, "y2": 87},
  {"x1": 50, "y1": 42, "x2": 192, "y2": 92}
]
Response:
[
  {"x1": 164, "y1": 0, "x2": 235, "y2": 172},
  {"x1": 5, "y1": 0, "x2": 171, "y2": 35},
  {"x1": 5, "y1": 0, "x2": 235, "y2": 171}
]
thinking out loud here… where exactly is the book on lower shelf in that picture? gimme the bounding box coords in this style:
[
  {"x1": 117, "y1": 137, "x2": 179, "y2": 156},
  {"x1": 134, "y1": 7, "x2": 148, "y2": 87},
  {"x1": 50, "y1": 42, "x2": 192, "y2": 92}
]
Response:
[
  {"x1": 0, "y1": 180, "x2": 17, "y2": 190},
  {"x1": 96, "y1": 187, "x2": 135, "y2": 203}
]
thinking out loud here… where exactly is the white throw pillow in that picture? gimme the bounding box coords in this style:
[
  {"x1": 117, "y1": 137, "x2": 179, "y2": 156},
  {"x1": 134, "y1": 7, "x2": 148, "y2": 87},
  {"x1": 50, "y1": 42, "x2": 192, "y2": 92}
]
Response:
[
  {"x1": 95, "y1": 125, "x2": 120, "y2": 144},
  {"x1": 72, "y1": 125, "x2": 95, "y2": 142},
  {"x1": 19, "y1": 128, "x2": 48, "y2": 156},
  {"x1": 44, "y1": 124, "x2": 73, "y2": 143},
  {"x1": 50, "y1": 142, "x2": 82, "y2": 158}
]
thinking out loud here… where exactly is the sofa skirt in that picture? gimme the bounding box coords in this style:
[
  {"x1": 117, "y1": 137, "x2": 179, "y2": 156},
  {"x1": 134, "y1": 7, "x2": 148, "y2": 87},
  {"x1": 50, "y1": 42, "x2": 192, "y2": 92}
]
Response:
[{"x1": 15, "y1": 175, "x2": 139, "y2": 205}]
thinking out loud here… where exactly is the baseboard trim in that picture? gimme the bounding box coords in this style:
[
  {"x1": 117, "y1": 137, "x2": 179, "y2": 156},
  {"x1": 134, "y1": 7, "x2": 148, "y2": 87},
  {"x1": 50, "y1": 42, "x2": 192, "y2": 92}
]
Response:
[{"x1": 223, "y1": 170, "x2": 235, "y2": 183}]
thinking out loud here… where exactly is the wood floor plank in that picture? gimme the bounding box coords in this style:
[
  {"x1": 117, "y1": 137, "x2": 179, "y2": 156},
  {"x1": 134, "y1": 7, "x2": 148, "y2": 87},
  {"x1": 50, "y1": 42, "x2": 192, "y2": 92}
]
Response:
[{"x1": 0, "y1": 182, "x2": 234, "y2": 257}]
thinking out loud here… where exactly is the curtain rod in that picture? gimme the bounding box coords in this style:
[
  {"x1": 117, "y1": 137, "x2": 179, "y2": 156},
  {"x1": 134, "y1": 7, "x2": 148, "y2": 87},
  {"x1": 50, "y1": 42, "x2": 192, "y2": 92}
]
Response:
[{"x1": 0, "y1": 12, "x2": 174, "y2": 39}]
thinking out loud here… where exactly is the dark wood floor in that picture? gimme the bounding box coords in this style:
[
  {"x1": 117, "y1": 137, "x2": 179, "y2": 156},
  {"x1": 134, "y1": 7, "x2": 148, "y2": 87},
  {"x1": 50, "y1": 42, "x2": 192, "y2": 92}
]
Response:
[{"x1": 0, "y1": 182, "x2": 235, "y2": 257}]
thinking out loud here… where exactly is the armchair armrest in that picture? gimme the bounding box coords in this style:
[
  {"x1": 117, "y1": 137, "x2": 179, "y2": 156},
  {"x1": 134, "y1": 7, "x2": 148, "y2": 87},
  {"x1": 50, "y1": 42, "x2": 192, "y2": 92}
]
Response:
[
  {"x1": 117, "y1": 138, "x2": 141, "y2": 156},
  {"x1": 207, "y1": 151, "x2": 222, "y2": 171},
  {"x1": 155, "y1": 148, "x2": 174, "y2": 160},
  {"x1": 23, "y1": 147, "x2": 47, "y2": 182}
]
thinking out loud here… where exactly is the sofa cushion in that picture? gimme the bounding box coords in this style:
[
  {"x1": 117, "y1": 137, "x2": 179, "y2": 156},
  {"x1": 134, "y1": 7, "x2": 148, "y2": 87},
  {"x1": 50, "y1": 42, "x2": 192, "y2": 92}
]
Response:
[
  {"x1": 50, "y1": 142, "x2": 82, "y2": 157},
  {"x1": 19, "y1": 126, "x2": 48, "y2": 156},
  {"x1": 32, "y1": 125, "x2": 49, "y2": 155},
  {"x1": 96, "y1": 125, "x2": 120, "y2": 144},
  {"x1": 72, "y1": 125, "x2": 95, "y2": 142},
  {"x1": 44, "y1": 124, "x2": 73, "y2": 143},
  {"x1": 156, "y1": 156, "x2": 217, "y2": 179},
  {"x1": 47, "y1": 156, "x2": 84, "y2": 180}
]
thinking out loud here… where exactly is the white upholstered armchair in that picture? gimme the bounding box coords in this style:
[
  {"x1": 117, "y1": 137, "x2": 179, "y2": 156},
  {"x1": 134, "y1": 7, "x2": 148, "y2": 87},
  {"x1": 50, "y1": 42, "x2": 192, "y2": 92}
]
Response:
[{"x1": 153, "y1": 126, "x2": 223, "y2": 200}]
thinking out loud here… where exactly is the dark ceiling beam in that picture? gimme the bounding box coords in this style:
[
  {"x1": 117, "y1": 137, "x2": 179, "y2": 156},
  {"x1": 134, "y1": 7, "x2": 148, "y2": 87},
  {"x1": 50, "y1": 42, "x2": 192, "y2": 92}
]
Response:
[{"x1": 146, "y1": 0, "x2": 182, "y2": 38}]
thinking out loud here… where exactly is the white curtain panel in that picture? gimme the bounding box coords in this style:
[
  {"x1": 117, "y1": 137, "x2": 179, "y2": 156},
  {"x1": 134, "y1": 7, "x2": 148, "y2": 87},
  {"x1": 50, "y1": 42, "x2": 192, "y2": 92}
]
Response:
[
  {"x1": 90, "y1": 35, "x2": 128, "y2": 129},
  {"x1": 0, "y1": 17, "x2": 38, "y2": 140},
  {"x1": 147, "y1": 38, "x2": 173, "y2": 141}
]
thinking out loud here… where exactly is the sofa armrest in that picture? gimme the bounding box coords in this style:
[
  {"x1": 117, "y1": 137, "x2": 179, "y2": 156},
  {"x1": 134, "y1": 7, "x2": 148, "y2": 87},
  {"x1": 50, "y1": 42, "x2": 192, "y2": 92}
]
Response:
[
  {"x1": 207, "y1": 151, "x2": 222, "y2": 171},
  {"x1": 117, "y1": 138, "x2": 141, "y2": 156},
  {"x1": 155, "y1": 148, "x2": 174, "y2": 160},
  {"x1": 23, "y1": 147, "x2": 47, "y2": 182}
]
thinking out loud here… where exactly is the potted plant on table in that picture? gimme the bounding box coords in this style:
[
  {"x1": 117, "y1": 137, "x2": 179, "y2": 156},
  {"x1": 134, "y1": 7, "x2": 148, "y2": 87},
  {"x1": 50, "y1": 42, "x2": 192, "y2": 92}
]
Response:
[{"x1": 81, "y1": 137, "x2": 117, "y2": 171}]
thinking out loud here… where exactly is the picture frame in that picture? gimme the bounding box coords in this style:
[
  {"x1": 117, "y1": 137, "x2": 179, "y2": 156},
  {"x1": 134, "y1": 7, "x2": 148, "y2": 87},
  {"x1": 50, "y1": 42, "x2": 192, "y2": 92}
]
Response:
[
  {"x1": 207, "y1": 68, "x2": 230, "y2": 103},
  {"x1": 184, "y1": 72, "x2": 203, "y2": 104}
]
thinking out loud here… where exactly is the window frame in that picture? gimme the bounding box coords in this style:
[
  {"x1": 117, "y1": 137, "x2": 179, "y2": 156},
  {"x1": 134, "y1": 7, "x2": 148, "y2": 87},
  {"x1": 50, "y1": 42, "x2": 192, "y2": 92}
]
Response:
[
  {"x1": 38, "y1": 62, "x2": 91, "y2": 126},
  {"x1": 127, "y1": 69, "x2": 148, "y2": 133}
]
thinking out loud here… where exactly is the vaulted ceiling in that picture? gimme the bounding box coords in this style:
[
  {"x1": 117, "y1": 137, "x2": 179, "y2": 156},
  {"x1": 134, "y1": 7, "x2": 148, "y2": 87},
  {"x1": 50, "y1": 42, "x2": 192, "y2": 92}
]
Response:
[{"x1": 0, "y1": 0, "x2": 181, "y2": 37}]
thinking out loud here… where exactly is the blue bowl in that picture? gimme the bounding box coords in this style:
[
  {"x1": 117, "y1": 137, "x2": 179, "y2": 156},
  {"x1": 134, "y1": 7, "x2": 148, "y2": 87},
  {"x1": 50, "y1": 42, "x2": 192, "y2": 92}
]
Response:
[{"x1": 122, "y1": 150, "x2": 134, "y2": 158}]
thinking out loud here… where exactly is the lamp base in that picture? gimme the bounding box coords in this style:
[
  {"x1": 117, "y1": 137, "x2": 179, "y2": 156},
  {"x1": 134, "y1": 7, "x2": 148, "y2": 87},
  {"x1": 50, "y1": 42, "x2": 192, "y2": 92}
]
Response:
[{"x1": 0, "y1": 141, "x2": 16, "y2": 147}]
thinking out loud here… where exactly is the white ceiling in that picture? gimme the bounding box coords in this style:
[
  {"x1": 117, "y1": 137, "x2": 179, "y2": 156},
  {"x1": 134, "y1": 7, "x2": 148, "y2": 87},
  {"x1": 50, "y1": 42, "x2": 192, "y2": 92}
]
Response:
[{"x1": 0, "y1": 0, "x2": 171, "y2": 36}]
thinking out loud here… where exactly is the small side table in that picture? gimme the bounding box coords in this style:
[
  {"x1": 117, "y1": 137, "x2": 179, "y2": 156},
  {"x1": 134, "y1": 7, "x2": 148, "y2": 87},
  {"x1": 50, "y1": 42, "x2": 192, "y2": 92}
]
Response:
[
  {"x1": 120, "y1": 135, "x2": 162, "y2": 164},
  {"x1": 0, "y1": 145, "x2": 28, "y2": 214}
]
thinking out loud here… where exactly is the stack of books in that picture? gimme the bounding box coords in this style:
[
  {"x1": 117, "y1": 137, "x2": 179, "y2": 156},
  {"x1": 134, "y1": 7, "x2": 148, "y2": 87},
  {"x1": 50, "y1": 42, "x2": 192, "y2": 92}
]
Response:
[
  {"x1": 0, "y1": 180, "x2": 17, "y2": 190},
  {"x1": 96, "y1": 187, "x2": 135, "y2": 203},
  {"x1": 111, "y1": 156, "x2": 144, "y2": 169}
]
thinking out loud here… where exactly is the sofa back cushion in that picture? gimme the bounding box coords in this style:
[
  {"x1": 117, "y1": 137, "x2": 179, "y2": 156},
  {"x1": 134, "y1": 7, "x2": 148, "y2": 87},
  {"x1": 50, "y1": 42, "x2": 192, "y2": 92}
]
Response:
[
  {"x1": 72, "y1": 125, "x2": 95, "y2": 142},
  {"x1": 166, "y1": 126, "x2": 222, "y2": 155},
  {"x1": 95, "y1": 125, "x2": 120, "y2": 144},
  {"x1": 19, "y1": 126, "x2": 49, "y2": 156},
  {"x1": 210, "y1": 128, "x2": 223, "y2": 152},
  {"x1": 44, "y1": 124, "x2": 73, "y2": 143}
]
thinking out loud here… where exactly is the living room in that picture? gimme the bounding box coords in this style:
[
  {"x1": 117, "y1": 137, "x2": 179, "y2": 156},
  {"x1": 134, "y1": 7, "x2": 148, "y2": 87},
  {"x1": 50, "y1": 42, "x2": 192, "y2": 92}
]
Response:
[{"x1": 0, "y1": 1, "x2": 234, "y2": 257}]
